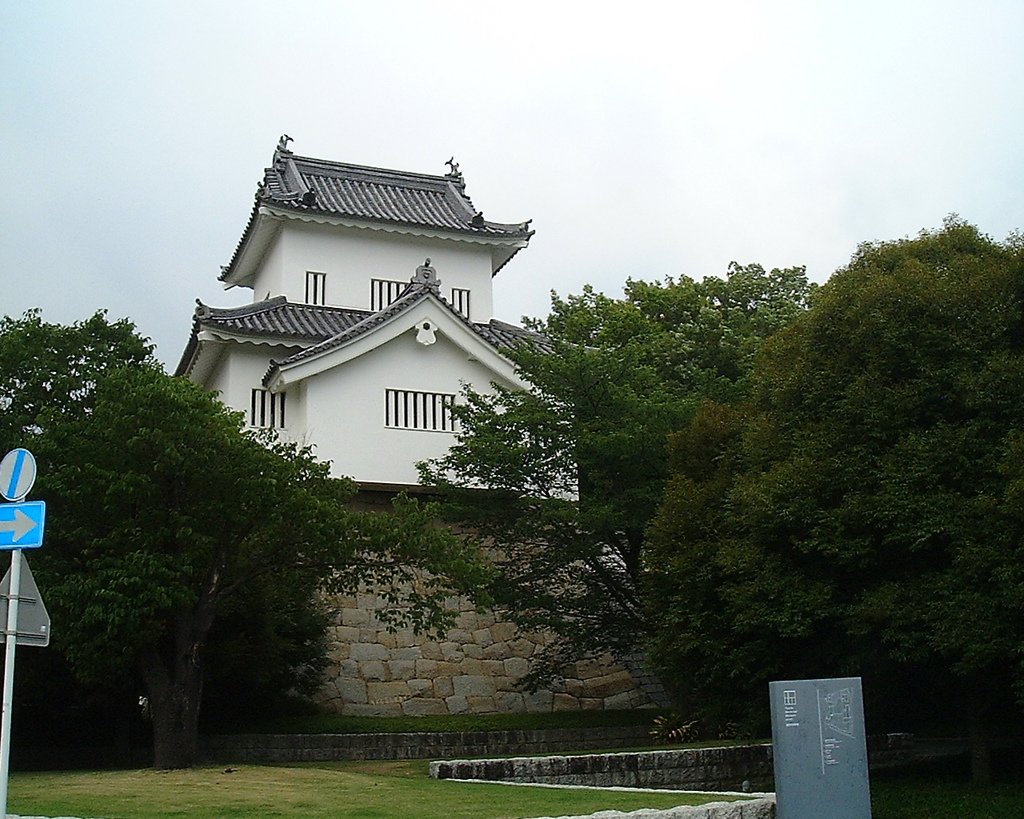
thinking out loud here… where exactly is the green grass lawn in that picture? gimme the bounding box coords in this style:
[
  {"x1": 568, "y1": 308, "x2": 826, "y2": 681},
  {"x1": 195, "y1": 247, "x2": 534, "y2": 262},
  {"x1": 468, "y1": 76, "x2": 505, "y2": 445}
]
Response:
[
  {"x1": 11, "y1": 745, "x2": 1024, "y2": 819},
  {"x1": 8, "y1": 761, "x2": 749, "y2": 819},
  {"x1": 869, "y1": 753, "x2": 1024, "y2": 819},
  {"x1": 871, "y1": 779, "x2": 1021, "y2": 819}
]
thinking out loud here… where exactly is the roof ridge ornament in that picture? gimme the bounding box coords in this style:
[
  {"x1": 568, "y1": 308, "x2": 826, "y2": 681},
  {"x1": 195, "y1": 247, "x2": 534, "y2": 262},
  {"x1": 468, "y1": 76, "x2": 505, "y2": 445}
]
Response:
[
  {"x1": 412, "y1": 258, "x2": 441, "y2": 294},
  {"x1": 445, "y1": 156, "x2": 465, "y2": 186},
  {"x1": 277, "y1": 134, "x2": 293, "y2": 154}
]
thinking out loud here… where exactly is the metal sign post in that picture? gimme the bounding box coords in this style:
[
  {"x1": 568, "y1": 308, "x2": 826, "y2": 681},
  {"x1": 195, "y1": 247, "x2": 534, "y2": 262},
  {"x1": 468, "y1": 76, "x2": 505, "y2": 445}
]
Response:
[
  {"x1": 0, "y1": 449, "x2": 49, "y2": 819},
  {"x1": 0, "y1": 549, "x2": 24, "y2": 816}
]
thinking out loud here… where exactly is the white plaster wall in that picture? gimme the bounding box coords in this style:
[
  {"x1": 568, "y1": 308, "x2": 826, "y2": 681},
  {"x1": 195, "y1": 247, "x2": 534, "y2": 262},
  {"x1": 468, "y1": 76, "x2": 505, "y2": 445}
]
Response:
[
  {"x1": 286, "y1": 379, "x2": 308, "y2": 446},
  {"x1": 205, "y1": 341, "x2": 305, "y2": 434},
  {"x1": 249, "y1": 232, "x2": 287, "y2": 303},
  {"x1": 250, "y1": 222, "x2": 496, "y2": 320},
  {"x1": 302, "y1": 327, "x2": 504, "y2": 484},
  {"x1": 201, "y1": 349, "x2": 230, "y2": 399}
]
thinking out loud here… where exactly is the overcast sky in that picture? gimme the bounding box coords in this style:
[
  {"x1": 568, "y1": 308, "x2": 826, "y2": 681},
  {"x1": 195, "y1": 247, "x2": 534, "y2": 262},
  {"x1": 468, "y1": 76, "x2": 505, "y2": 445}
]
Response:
[{"x1": 2, "y1": 1, "x2": 1022, "y2": 367}]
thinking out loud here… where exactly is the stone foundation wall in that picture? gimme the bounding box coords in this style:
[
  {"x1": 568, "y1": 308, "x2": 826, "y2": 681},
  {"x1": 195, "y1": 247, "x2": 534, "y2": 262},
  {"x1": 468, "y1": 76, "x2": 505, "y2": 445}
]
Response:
[
  {"x1": 200, "y1": 725, "x2": 657, "y2": 763},
  {"x1": 315, "y1": 590, "x2": 655, "y2": 716},
  {"x1": 430, "y1": 745, "x2": 775, "y2": 793},
  {"x1": 427, "y1": 734, "x2": 916, "y2": 793}
]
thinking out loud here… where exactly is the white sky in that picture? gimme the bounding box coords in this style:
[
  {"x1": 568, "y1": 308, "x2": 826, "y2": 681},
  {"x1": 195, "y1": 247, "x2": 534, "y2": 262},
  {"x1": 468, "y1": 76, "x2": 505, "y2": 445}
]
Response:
[{"x1": 2, "y1": 0, "x2": 1022, "y2": 367}]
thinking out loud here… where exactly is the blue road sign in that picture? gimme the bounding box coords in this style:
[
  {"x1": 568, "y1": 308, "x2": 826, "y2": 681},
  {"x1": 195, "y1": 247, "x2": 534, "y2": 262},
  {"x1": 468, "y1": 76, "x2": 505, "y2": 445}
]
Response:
[
  {"x1": 0, "y1": 450, "x2": 37, "y2": 502},
  {"x1": 0, "y1": 501, "x2": 46, "y2": 549}
]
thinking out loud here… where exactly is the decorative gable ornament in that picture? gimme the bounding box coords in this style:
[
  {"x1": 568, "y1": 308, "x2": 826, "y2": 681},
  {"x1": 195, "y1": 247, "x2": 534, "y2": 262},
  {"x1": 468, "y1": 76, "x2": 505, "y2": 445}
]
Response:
[{"x1": 416, "y1": 321, "x2": 437, "y2": 346}]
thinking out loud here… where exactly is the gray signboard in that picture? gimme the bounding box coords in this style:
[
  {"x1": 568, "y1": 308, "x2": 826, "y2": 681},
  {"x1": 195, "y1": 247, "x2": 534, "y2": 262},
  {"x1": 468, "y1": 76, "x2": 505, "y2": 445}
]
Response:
[
  {"x1": 770, "y1": 676, "x2": 871, "y2": 819},
  {"x1": 0, "y1": 559, "x2": 50, "y2": 647}
]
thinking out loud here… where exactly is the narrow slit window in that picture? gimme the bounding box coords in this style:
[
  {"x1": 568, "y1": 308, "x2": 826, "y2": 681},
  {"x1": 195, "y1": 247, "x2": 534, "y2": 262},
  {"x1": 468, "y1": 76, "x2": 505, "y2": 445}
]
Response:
[
  {"x1": 306, "y1": 271, "x2": 326, "y2": 305},
  {"x1": 250, "y1": 389, "x2": 286, "y2": 429},
  {"x1": 385, "y1": 389, "x2": 456, "y2": 432},
  {"x1": 451, "y1": 288, "x2": 471, "y2": 318},
  {"x1": 371, "y1": 279, "x2": 406, "y2": 311}
]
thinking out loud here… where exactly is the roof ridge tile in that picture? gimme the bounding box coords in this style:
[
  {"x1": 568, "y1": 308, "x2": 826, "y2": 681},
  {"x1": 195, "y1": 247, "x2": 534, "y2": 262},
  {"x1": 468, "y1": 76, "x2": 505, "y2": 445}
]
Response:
[{"x1": 219, "y1": 141, "x2": 534, "y2": 285}]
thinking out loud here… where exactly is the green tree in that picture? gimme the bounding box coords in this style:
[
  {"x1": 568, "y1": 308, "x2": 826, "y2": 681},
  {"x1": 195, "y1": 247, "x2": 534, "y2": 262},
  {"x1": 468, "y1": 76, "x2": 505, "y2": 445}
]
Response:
[
  {"x1": 200, "y1": 568, "x2": 332, "y2": 728},
  {"x1": 645, "y1": 220, "x2": 1024, "y2": 781},
  {"x1": 626, "y1": 261, "x2": 815, "y2": 401},
  {"x1": 422, "y1": 264, "x2": 814, "y2": 682},
  {"x1": 1, "y1": 312, "x2": 485, "y2": 768},
  {"x1": 0, "y1": 310, "x2": 152, "y2": 453}
]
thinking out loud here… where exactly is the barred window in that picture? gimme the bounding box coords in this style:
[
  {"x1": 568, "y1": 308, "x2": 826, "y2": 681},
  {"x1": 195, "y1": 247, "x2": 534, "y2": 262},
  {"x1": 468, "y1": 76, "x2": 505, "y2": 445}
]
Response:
[
  {"x1": 385, "y1": 389, "x2": 456, "y2": 432},
  {"x1": 451, "y1": 288, "x2": 470, "y2": 318},
  {"x1": 306, "y1": 271, "x2": 326, "y2": 305},
  {"x1": 250, "y1": 389, "x2": 286, "y2": 429},
  {"x1": 371, "y1": 279, "x2": 406, "y2": 311}
]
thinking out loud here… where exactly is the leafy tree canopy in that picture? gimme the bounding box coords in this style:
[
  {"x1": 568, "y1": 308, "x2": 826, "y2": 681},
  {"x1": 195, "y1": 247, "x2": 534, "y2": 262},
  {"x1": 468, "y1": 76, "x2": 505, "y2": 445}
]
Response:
[
  {"x1": 422, "y1": 263, "x2": 814, "y2": 683},
  {"x1": 1, "y1": 312, "x2": 486, "y2": 768},
  {"x1": 0, "y1": 309, "x2": 152, "y2": 451},
  {"x1": 645, "y1": 220, "x2": 1024, "y2": 779}
]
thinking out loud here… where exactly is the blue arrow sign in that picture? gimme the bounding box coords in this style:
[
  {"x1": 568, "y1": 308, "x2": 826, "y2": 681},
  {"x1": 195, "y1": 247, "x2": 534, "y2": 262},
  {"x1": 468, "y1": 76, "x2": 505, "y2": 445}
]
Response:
[{"x1": 0, "y1": 501, "x2": 45, "y2": 549}]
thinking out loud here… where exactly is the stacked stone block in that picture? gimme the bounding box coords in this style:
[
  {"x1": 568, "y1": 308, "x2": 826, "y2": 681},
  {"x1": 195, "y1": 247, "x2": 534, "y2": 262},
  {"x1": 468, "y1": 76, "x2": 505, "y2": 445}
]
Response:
[
  {"x1": 315, "y1": 590, "x2": 652, "y2": 716},
  {"x1": 430, "y1": 745, "x2": 775, "y2": 792}
]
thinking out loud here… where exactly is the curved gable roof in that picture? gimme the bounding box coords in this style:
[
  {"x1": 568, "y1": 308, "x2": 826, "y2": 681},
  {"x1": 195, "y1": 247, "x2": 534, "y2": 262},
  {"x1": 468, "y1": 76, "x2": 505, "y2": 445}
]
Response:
[
  {"x1": 262, "y1": 268, "x2": 549, "y2": 389},
  {"x1": 175, "y1": 288, "x2": 550, "y2": 382},
  {"x1": 220, "y1": 139, "x2": 534, "y2": 287}
]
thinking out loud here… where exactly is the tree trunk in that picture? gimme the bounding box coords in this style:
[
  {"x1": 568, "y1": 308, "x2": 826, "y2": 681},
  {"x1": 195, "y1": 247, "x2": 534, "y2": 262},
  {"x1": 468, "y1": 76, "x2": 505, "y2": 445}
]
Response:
[
  {"x1": 141, "y1": 646, "x2": 204, "y2": 769},
  {"x1": 114, "y1": 696, "x2": 136, "y2": 768},
  {"x1": 966, "y1": 687, "x2": 993, "y2": 785},
  {"x1": 138, "y1": 553, "x2": 227, "y2": 769}
]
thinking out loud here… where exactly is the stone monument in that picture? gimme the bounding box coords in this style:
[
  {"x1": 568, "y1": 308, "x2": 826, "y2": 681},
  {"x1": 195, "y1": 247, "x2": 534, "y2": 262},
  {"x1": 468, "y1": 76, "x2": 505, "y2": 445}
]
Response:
[{"x1": 769, "y1": 676, "x2": 871, "y2": 818}]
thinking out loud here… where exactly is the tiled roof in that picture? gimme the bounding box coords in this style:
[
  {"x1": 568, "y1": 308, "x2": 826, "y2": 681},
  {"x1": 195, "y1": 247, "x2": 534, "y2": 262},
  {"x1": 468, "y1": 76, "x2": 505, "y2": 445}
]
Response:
[
  {"x1": 268, "y1": 155, "x2": 532, "y2": 238},
  {"x1": 174, "y1": 297, "x2": 366, "y2": 377},
  {"x1": 271, "y1": 284, "x2": 439, "y2": 370},
  {"x1": 191, "y1": 297, "x2": 367, "y2": 340},
  {"x1": 220, "y1": 140, "x2": 533, "y2": 284},
  {"x1": 267, "y1": 272, "x2": 551, "y2": 375},
  {"x1": 175, "y1": 290, "x2": 551, "y2": 379},
  {"x1": 477, "y1": 318, "x2": 552, "y2": 353}
]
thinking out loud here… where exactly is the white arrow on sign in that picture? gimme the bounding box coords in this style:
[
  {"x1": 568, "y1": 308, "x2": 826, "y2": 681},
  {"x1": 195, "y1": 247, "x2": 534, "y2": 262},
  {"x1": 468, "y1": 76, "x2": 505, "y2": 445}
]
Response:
[
  {"x1": 0, "y1": 501, "x2": 45, "y2": 550},
  {"x1": 0, "y1": 510, "x2": 36, "y2": 543}
]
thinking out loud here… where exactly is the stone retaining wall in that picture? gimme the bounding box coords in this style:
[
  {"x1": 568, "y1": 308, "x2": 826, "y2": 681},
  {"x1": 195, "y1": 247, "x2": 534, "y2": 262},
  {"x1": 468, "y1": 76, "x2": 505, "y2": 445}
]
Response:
[
  {"x1": 200, "y1": 725, "x2": 656, "y2": 764},
  {"x1": 428, "y1": 733, "x2": 915, "y2": 794},
  {"x1": 203, "y1": 730, "x2": 915, "y2": 772},
  {"x1": 430, "y1": 746, "x2": 775, "y2": 793},
  {"x1": 317, "y1": 489, "x2": 665, "y2": 718},
  {"x1": 316, "y1": 590, "x2": 656, "y2": 716}
]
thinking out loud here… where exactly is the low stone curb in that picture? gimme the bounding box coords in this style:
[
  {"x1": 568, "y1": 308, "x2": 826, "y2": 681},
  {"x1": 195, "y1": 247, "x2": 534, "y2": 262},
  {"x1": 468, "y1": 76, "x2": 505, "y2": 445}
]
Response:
[
  {"x1": 8, "y1": 800, "x2": 776, "y2": 819},
  {"x1": 10, "y1": 815, "x2": 101, "y2": 819},
  {"x1": 525, "y1": 796, "x2": 776, "y2": 818}
]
